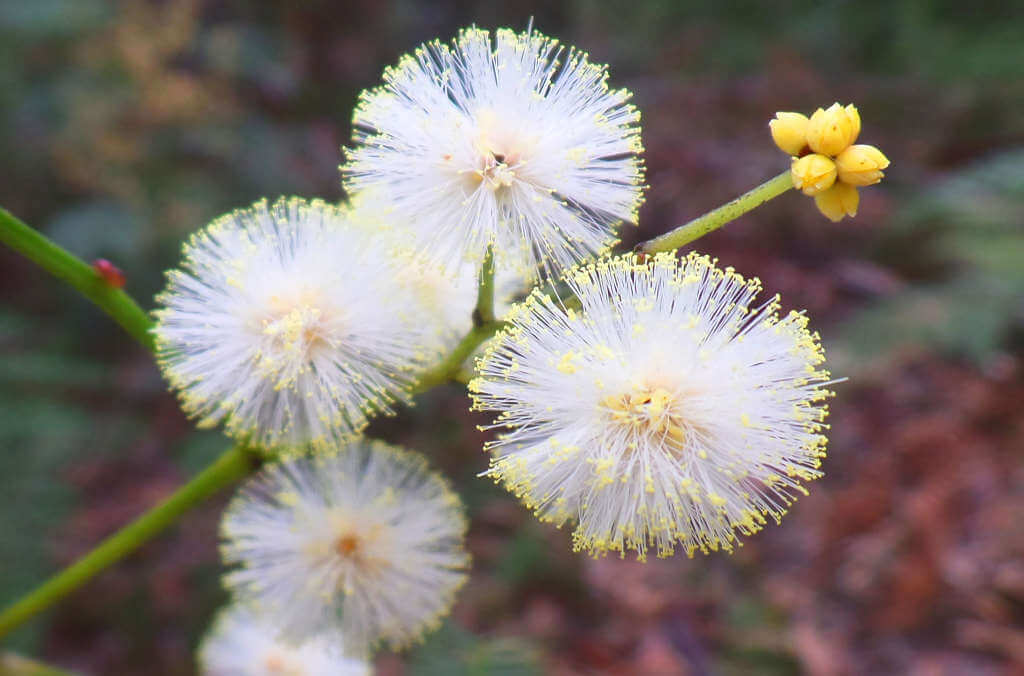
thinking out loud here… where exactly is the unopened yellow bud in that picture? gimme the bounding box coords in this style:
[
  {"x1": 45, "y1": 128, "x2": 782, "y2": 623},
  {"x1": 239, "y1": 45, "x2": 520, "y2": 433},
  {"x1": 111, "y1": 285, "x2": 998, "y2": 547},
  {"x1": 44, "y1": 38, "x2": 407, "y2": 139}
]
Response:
[
  {"x1": 806, "y1": 103, "x2": 860, "y2": 156},
  {"x1": 835, "y1": 144, "x2": 890, "y2": 186},
  {"x1": 769, "y1": 112, "x2": 809, "y2": 156},
  {"x1": 790, "y1": 154, "x2": 837, "y2": 196},
  {"x1": 845, "y1": 104, "x2": 861, "y2": 145},
  {"x1": 813, "y1": 182, "x2": 859, "y2": 222}
]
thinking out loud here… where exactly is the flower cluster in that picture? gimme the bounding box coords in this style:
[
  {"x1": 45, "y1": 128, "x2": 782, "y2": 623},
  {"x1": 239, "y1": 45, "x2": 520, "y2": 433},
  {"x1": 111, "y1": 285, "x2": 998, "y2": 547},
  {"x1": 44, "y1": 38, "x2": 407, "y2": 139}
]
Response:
[
  {"x1": 151, "y1": 25, "x2": 648, "y2": 670},
  {"x1": 771, "y1": 103, "x2": 891, "y2": 222},
  {"x1": 139, "y1": 23, "x2": 872, "y2": 673}
]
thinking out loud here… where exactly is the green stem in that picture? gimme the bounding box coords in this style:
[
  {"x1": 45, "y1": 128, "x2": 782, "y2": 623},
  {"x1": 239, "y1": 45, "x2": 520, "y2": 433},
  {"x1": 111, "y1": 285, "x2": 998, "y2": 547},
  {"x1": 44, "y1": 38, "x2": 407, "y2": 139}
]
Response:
[
  {"x1": 0, "y1": 445, "x2": 258, "y2": 639},
  {"x1": 0, "y1": 207, "x2": 155, "y2": 352},
  {"x1": 637, "y1": 170, "x2": 793, "y2": 255},
  {"x1": 414, "y1": 321, "x2": 506, "y2": 392}
]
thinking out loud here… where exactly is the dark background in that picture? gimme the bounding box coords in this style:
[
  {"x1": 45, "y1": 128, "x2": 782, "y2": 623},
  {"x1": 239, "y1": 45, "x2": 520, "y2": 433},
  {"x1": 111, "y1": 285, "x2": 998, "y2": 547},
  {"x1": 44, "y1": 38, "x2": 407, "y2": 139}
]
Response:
[{"x1": 1, "y1": 1, "x2": 1022, "y2": 673}]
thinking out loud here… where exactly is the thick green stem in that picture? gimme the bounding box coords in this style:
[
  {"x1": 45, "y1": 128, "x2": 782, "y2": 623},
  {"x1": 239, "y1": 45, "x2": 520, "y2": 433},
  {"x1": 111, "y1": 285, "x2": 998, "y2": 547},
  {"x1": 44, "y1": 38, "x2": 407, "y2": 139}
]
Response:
[
  {"x1": 638, "y1": 170, "x2": 793, "y2": 254},
  {"x1": 0, "y1": 207, "x2": 155, "y2": 352},
  {"x1": 0, "y1": 445, "x2": 258, "y2": 639}
]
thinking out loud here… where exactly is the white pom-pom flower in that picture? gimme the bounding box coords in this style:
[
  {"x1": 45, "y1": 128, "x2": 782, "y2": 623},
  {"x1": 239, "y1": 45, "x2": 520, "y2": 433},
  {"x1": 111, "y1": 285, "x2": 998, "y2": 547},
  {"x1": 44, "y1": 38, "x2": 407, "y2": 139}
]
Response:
[
  {"x1": 470, "y1": 252, "x2": 836, "y2": 560},
  {"x1": 198, "y1": 602, "x2": 370, "y2": 676},
  {"x1": 154, "y1": 197, "x2": 437, "y2": 453},
  {"x1": 343, "y1": 26, "x2": 645, "y2": 279},
  {"x1": 220, "y1": 440, "x2": 470, "y2": 656}
]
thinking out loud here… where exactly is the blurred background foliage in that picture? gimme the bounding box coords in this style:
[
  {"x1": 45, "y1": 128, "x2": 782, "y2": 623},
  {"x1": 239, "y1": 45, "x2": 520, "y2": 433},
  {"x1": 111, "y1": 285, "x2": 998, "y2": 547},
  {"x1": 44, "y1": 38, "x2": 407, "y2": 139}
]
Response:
[{"x1": 0, "y1": 1, "x2": 1022, "y2": 674}]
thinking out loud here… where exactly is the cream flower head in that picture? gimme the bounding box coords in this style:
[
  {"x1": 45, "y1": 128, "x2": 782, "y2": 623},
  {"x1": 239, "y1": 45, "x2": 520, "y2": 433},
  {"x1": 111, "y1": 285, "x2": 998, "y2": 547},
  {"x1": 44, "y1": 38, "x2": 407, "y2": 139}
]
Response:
[
  {"x1": 198, "y1": 601, "x2": 370, "y2": 675},
  {"x1": 220, "y1": 440, "x2": 470, "y2": 657},
  {"x1": 470, "y1": 252, "x2": 835, "y2": 560},
  {"x1": 154, "y1": 197, "x2": 438, "y2": 453},
  {"x1": 342, "y1": 26, "x2": 645, "y2": 279}
]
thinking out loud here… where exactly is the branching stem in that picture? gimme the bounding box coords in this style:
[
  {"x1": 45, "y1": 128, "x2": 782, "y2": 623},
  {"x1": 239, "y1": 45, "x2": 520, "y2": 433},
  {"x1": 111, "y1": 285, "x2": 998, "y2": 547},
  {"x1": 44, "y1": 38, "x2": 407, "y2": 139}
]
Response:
[{"x1": 0, "y1": 166, "x2": 793, "y2": 641}]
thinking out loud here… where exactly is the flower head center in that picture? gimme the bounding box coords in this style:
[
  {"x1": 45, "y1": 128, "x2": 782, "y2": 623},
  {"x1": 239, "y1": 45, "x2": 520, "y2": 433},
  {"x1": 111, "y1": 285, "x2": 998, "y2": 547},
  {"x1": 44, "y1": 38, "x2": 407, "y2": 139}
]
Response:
[
  {"x1": 602, "y1": 384, "x2": 687, "y2": 447},
  {"x1": 265, "y1": 304, "x2": 325, "y2": 351},
  {"x1": 475, "y1": 149, "x2": 518, "y2": 191},
  {"x1": 262, "y1": 652, "x2": 302, "y2": 675},
  {"x1": 469, "y1": 108, "x2": 525, "y2": 192},
  {"x1": 257, "y1": 289, "x2": 337, "y2": 383},
  {"x1": 335, "y1": 532, "x2": 361, "y2": 558}
]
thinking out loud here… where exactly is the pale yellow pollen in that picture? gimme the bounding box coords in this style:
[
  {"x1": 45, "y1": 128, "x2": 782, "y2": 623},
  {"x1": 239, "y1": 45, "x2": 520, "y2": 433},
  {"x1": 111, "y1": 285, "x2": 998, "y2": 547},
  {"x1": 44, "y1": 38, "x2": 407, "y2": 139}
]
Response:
[
  {"x1": 557, "y1": 351, "x2": 579, "y2": 374},
  {"x1": 257, "y1": 289, "x2": 337, "y2": 379},
  {"x1": 602, "y1": 383, "x2": 687, "y2": 447},
  {"x1": 265, "y1": 305, "x2": 324, "y2": 348}
]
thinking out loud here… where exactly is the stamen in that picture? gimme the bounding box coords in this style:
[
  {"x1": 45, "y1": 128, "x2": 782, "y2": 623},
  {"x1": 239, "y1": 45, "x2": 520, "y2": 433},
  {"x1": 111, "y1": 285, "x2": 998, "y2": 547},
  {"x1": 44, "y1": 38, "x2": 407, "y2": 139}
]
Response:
[
  {"x1": 602, "y1": 384, "x2": 687, "y2": 448},
  {"x1": 475, "y1": 150, "x2": 517, "y2": 191}
]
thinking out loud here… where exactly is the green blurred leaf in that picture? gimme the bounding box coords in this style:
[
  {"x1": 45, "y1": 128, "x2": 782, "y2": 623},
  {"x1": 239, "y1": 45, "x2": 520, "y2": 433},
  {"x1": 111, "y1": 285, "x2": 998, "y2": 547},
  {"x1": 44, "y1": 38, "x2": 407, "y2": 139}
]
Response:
[
  {"x1": 0, "y1": 0, "x2": 109, "y2": 39},
  {"x1": 408, "y1": 623, "x2": 543, "y2": 676},
  {"x1": 0, "y1": 396, "x2": 89, "y2": 650},
  {"x1": 836, "y1": 150, "x2": 1024, "y2": 366},
  {"x1": 496, "y1": 527, "x2": 548, "y2": 586},
  {"x1": 0, "y1": 314, "x2": 146, "y2": 650}
]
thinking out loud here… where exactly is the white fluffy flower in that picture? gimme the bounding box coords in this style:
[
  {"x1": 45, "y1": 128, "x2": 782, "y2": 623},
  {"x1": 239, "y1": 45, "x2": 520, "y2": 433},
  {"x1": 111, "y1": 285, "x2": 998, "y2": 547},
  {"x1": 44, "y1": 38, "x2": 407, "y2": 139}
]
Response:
[
  {"x1": 343, "y1": 26, "x2": 645, "y2": 279},
  {"x1": 470, "y1": 252, "x2": 835, "y2": 560},
  {"x1": 198, "y1": 602, "x2": 369, "y2": 676},
  {"x1": 220, "y1": 440, "x2": 470, "y2": 656},
  {"x1": 154, "y1": 197, "x2": 437, "y2": 452}
]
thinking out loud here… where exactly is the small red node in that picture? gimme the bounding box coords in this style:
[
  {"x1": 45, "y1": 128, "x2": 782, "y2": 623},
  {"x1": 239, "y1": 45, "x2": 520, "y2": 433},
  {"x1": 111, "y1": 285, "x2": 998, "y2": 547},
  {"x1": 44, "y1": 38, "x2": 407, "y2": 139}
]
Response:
[{"x1": 93, "y1": 259, "x2": 126, "y2": 288}]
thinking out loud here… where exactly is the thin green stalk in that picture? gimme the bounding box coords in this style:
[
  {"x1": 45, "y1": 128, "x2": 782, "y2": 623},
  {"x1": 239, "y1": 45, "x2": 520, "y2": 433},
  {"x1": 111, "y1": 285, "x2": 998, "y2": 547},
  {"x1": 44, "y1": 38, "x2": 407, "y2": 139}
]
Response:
[
  {"x1": 0, "y1": 445, "x2": 258, "y2": 639},
  {"x1": 0, "y1": 207, "x2": 155, "y2": 352},
  {"x1": 637, "y1": 170, "x2": 793, "y2": 255}
]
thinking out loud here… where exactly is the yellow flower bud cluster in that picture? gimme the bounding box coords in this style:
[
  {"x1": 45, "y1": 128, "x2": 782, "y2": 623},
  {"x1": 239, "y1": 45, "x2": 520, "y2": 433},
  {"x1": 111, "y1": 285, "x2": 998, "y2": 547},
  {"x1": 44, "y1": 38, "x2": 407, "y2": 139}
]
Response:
[{"x1": 770, "y1": 103, "x2": 890, "y2": 222}]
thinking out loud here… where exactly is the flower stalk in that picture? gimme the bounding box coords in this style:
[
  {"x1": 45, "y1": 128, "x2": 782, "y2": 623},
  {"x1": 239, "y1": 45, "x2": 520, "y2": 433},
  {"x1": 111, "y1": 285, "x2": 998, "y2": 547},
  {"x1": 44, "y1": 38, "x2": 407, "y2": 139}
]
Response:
[
  {"x1": 0, "y1": 208, "x2": 155, "y2": 352},
  {"x1": 637, "y1": 170, "x2": 793, "y2": 255},
  {"x1": 0, "y1": 444, "x2": 259, "y2": 639}
]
